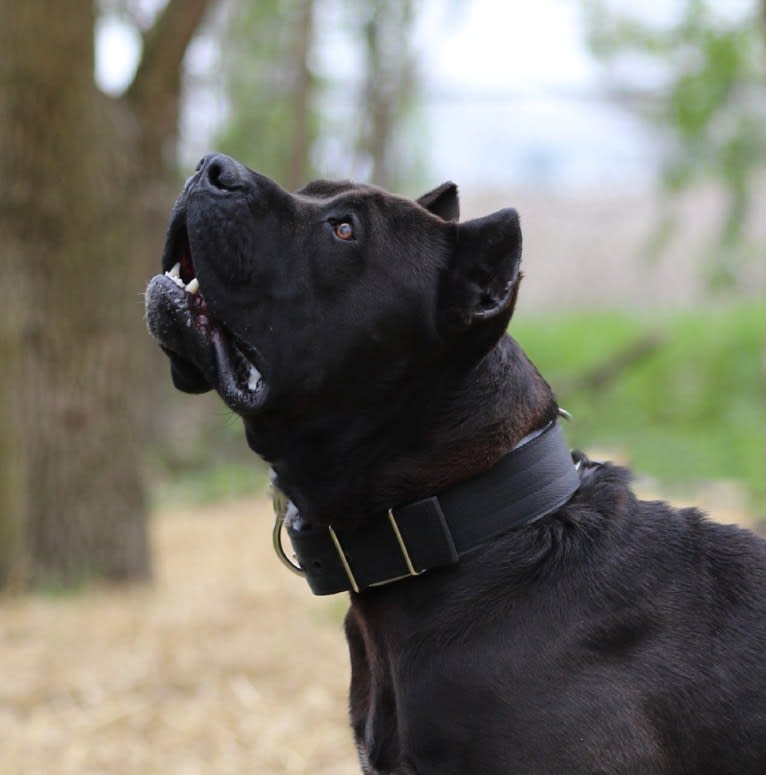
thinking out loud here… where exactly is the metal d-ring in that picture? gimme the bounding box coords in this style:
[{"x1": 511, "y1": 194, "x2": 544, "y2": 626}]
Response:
[
  {"x1": 272, "y1": 510, "x2": 306, "y2": 576},
  {"x1": 271, "y1": 479, "x2": 306, "y2": 577}
]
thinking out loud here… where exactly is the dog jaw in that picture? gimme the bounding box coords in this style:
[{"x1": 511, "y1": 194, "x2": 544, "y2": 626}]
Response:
[{"x1": 145, "y1": 271, "x2": 269, "y2": 414}]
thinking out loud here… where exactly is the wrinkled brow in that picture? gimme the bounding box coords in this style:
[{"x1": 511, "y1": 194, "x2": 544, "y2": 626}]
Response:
[{"x1": 296, "y1": 179, "x2": 361, "y2": 199}]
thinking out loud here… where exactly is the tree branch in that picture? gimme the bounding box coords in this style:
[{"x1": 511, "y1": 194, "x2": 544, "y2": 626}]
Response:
[
  {"x1": 558, "y1": 333, "x2": 665, "y2": 397},
  {"x1": 126, "y1": 0, "x2": 217, "y2": 167}
]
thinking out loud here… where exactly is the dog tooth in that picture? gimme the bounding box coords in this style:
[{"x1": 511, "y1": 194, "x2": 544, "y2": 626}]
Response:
[
  {"x1": 185, "y1": 277, "x2": 200, "y2": 295},
  {"x1": 247, "y1": 364, "x2": 262, "y2": 391},
  {"x1": 164, "y1": 263, "x2": 185, "y2": 288}
]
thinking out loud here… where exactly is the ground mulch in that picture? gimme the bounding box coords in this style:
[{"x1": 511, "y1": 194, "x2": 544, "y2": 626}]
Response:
[{"x1": 0, "y1": 495, "x2": 359, "y2": 775}]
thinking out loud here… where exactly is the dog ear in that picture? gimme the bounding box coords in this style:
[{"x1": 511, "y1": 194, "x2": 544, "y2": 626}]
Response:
[
  {"x1": 417, "y1": 181, "x2": 460, "y2": 222},
  {"x1": 440, "y1": 208, "x2": 522, "y2": 350}
]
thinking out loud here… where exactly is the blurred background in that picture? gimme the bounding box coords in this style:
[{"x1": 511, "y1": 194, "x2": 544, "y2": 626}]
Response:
[{"x1": 0, "y1": 0, "x2": 764, "y2": 772}]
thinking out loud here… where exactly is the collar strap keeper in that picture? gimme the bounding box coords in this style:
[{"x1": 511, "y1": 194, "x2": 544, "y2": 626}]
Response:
[
  {"x1": 287, "y1": 497, "x2": 458, "y2": 594},
  {"x1": 281, "y1": 421, "x2": 580, "y2": 596}
]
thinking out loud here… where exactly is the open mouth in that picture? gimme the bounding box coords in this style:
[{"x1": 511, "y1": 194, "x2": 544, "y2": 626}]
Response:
[
  {"x1": 146, "y1": 212, "x2": 268, "y2": 414},
  {"x1": 161, "y1": 213, "x2": 198, "y2": 289},
  {"x1": 163, "y1": 252, "x2": 200, "y2": 297}
]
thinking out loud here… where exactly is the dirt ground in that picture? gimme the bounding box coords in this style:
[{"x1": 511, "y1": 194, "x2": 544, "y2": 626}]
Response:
[
  {"x1": 0, "y1": 486, "x2": 755, "y2": 775},
  {"x1": 0, "y1": 495, "x2": 359, "y2": 775}
]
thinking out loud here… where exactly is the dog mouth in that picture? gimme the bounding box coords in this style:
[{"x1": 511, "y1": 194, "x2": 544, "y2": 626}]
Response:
[{"x1": 145, "y1": 212, "x2": 269, "y2": 414}]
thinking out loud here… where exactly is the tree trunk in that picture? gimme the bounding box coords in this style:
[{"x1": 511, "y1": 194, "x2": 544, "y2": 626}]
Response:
[
  {"x1": 0, "y1": 0, "x2": 214, "y2": 588},
  {"x1": 356, "y1": 0, "x2": 416, "y2": 190},
  {"x1": 286, "y1": 0, "x2": 316, "y2": 190},
  {"x1": 214, "y1": 0, "x2": 318, "y2": 189}
]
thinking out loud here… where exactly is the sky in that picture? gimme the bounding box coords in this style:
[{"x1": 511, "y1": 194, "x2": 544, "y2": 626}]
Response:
[
  {"x1": 418, "y1": 0, "x2": 654, "y2": 190},
  {"x1": 94, "y1": 0, "x2": 682, "y2": 191}
]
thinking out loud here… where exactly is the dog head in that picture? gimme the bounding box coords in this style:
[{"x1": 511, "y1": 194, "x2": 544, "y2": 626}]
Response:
[{"x1": 145, "y1": 154, "x2": 523, "y2": 461}]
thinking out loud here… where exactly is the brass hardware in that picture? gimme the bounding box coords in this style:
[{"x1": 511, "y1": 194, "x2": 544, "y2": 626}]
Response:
[
  {"x1": 328, "y1": 525, "x2": 360, "y2": 593},
  {"x1": 271, "y1": 486, "x2": 306, "y2": 577},
  {"x1": 386, "y1": 509, "x2": 419, "y2": 576}
]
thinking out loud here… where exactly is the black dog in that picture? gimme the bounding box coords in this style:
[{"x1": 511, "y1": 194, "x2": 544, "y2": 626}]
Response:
[{"x1": 146, "y1": 154, "x2": 766, "y2": 774}]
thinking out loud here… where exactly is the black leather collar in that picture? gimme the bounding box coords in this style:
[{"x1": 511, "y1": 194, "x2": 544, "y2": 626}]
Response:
[{"x1": 273, "y1": 421, "x2": 580, "y2": 596}]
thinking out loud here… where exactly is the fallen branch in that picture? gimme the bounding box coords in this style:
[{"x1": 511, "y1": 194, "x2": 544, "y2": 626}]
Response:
[{"x1": 559, "y1": 332, "x2": 666, "y2": 396}]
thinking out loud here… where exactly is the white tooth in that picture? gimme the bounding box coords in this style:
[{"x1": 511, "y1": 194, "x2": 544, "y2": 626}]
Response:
[
  {"x1": 247, "y1": 364, "x2": 262, "y2": 391},
  {"x1": 164, "y1": 264, "x2": 185, "y2": 288},
  {"x1": 185, "y1": 277, "x2": 200, "y2": 295}
]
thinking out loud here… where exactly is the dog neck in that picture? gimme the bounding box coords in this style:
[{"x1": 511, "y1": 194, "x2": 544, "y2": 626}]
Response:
[{"x1": 253, "y1": 335, "x2": 559, "y2": 531}]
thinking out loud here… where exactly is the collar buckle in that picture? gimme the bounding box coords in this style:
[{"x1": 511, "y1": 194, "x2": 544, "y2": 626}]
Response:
[{"x1": 328, "y1": 509, "x2": 424, "y2": 593}]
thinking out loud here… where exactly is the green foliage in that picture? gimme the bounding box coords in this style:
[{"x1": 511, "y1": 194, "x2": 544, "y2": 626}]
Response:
[
  {"x1": 583, "y1": 0, "x2": 766, "y2": 287},
  {"x1": 213, "y1": 0, "x2": 427, "y2": 192},
  {"x1": 346, "y1": 0, "x2": 424, "y2": 190},
  {"x1": 215, "y1": 0, "x2": 319, "y2": 188},
  {"x1": 153, "y1": 460, "x2": 269, "y2": 508},
  {"x1": 513, "y1": 301, "x2": 766, "y2": 510},
  {"x1": 148, "y1": 395, "x2": 269, "y2": 508}
]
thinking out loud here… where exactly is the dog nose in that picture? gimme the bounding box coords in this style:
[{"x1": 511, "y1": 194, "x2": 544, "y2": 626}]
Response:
[{"x1": 197, "y1": 153, "x2": 244, "y2": 192}]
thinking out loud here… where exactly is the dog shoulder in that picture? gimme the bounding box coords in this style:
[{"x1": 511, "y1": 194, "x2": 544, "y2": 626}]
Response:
[{"x1": 570, "y1": 461, "x2": 766, "y2": 617}]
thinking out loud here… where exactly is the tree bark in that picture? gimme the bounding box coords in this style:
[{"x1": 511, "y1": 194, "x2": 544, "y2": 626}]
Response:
[
  {"x1": 128, "y1": 0, "x2": 214, "y2": 170},
  {"x1": 0, "y1": 0, "x2": 214, "y2": 588},
  {"x1": 355, "y1": 0, "x2": 416, "y2": 190},
  {"x1": 286, "y1": 0, "x2": 316, "y2": 190},
  {"x1": 214, "y1": 0, "x2": 318, "y2": 189}
]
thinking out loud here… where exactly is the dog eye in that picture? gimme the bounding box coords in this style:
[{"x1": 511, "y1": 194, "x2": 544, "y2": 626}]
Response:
[{"x1": 334, "y1": 222, "x2": 354, "y2": 241}]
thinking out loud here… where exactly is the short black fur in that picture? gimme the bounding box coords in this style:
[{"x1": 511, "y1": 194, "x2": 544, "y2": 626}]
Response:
[{"x1": 146, "y1": 153, "x2": 766, "y2": 774}]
